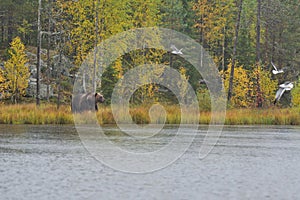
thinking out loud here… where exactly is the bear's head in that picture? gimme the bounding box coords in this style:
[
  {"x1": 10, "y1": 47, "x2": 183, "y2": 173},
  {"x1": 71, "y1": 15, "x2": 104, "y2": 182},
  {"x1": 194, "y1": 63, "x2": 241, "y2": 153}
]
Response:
[{"x1": 95, "y1": 93, "x2": 105, "y2": 103}]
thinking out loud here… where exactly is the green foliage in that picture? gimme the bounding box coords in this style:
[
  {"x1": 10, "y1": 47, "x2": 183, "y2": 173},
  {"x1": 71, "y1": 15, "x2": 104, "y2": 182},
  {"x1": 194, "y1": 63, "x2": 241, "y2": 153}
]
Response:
[
  {"x1": 0, "y1": 0, "x2": 37, "y2": 46},
  {"x1": 161, "y1": 0, "x2": 186, "y2": 31},
  {"x1": 17, "y1": 19, "x2": 33, "y2": 44},
  {"x1": 197, "y1": 88, "x2": 211, "y2": 111},
  {"x1": 236, "y1": 0, "x2": 257, "y2": 68},
  {"x1": 101, "y1": 64, "x2": 119, "y2": 105},
  {"x1": 292, "y1": 78, "x2": 300, "y2": 107}
]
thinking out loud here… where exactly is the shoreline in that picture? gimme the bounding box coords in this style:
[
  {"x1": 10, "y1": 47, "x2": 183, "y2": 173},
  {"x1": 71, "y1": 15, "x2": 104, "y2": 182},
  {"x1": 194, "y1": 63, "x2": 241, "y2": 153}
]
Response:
[{"x1": 0, "y1": 104, "x2": 299, "y2": 125}]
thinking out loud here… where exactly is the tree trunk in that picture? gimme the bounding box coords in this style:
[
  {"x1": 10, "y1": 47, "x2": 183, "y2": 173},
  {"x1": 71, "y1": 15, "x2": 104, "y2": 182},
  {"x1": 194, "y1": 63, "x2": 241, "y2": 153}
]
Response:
[
  {"x1": 36, "y1": 0, "x2": 42, "y2": 106},
  {"x1": 14, "y1": 74, "x2": 18, "y2": 104},
  {"x1": 256, "y1": 0, "x2": 261, "y2": 63},
  {"x1": 0, "y1": 11, "x2": 5, "y2": 44},
  {"x1": 227, "y1": 0, "x2": 243, "y2": 102},
  {"x1": 264, "y1": 0, "x2": 270, "y2": 62},
  {"x1": 57, "y1": 29, "x2": 62, "y2": 110},
  {"x1": 199, "y1": 15, "x2": 204, "y2": 70},
  {"x1": 93, "y1": 0, "x2": 99, "y2": 93},
  {"x1": 256, "y1": 0, "x2": 262, "y2": 108},
  {"x1": 7, "y1": 11, "x2": 13, "y2": 43},
  {"x1": 222, "y1": 26, "x2": 226, "y2": 72},
  {"x1": 46, "y1": 0, "x2": 52, "y2": 102},
  {"x1": 200, "y1": 31, "x2": 203, "y2": 69}
]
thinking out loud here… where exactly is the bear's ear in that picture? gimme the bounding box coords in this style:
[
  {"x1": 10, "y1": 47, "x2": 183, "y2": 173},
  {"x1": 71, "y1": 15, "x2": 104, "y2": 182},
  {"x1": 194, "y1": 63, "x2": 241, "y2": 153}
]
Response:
[{"x1": 95, "y1": 93, "x2": 98, "y2": 97}]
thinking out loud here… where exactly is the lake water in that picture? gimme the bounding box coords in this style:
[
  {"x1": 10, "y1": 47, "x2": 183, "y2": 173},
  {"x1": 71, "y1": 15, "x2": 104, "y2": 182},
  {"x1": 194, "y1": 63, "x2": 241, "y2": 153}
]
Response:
[{"x1": 1, "y1": 125, "x2": 300, "y2": 199}]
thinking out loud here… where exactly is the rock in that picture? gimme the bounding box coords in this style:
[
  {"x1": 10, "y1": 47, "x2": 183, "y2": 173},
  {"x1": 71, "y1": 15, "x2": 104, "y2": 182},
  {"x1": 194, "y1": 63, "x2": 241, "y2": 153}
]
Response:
[{"x1": 26, "y1": 83, "x2": 53, "y2": 99}]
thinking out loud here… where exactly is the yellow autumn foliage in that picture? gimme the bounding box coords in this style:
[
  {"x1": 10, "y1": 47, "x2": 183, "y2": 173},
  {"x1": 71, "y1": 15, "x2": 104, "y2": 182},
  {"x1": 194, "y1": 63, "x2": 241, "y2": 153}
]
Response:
[
  {"x1": 0, "y1": 68, "x2": 7, "y2": 96},
  {"x1": 251, "y1": 64, "x2": 277, "y2": 106},
  {"x1": 222, "y1": 62, "x2": 277, "y2": 108},
  {"x1": 4, "y1": 37, "x2": 30, "y2": 102},
  {"x1": 222, "y1": 62, "x2": 252, "y2": 107}
]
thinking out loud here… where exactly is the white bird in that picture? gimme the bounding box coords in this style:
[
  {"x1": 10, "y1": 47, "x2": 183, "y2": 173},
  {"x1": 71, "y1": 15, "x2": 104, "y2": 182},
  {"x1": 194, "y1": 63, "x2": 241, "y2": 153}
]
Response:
[
  {"x1": 170, "y1": 45, "x2": 183, "y2": 55},
  {"x1": 274, "y1": 81, "x2": 294, "y2": 104},
  {"x1": 271, "y1": 62, "x2": 284, "y2": 75}
]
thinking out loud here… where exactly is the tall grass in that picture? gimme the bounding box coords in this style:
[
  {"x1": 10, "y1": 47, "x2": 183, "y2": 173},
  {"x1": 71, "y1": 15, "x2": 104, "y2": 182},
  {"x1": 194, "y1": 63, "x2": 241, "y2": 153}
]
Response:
[
  {"x1": 97, "y1": 105, "x2": 300, "y2": 125},
  {"x1": 224, "y1": 108, "x2": 300, "y2": 125},
  {"x1": 0, "y1": 103, "x2": 299, "y2": 125},
  {"x1": 0, "y1": 103, "x2": 73, "y2": 124}
]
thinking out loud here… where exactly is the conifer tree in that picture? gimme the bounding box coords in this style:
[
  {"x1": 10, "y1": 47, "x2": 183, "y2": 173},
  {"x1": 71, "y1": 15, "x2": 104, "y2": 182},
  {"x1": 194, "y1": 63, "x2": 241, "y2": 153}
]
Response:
[{"x1": 4, "y1": 37, "x2": 30, "y2": 103}]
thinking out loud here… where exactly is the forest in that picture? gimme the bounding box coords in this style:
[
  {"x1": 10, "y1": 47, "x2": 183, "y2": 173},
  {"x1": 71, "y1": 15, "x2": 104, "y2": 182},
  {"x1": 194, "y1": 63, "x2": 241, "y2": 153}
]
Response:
[{"x1": 0, "y1": 0, "x2": 299, "y2": 110}]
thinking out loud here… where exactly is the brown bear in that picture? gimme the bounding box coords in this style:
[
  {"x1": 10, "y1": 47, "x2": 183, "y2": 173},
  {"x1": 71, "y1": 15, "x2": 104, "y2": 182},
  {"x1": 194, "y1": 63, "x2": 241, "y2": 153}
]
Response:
[{"x1": 72, "y1": 92, "x2": 105, "y2": 113}]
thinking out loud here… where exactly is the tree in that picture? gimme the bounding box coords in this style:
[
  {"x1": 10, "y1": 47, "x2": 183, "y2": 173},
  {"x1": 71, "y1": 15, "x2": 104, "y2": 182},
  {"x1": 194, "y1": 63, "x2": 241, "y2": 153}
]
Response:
[
  {"x1": 255, "y1": 0, "x2": 263, "y2": 108},
  {"x1": 227, "y1": 0, "x2": 243, "y2": 103},
  {"x1": 178, "y1": 66, "x2": 189, "y2": 103},
  {"x1": 292, "y1": 77, "x2": 300, "y2": 107},
  {"x1": 4, "y1": 36, "x2": 30, "y2": 103},
  {"x1": 161, "y1": 0, "x2": 185, "y2": 31},
  {"x1": 290, "y1": 78, "x2": 300, "y2": 106},
  {"x1": 222, "y1": 61, "x2": 277, "y2": 108},
  {"x1": 193, "y1": 0, "x2": 235, "y2": 69},
  {"x1": 256, "y1": 0, "x2": 261, "y2": 63},
  {"x1": 236, "y1": 3, "x2": 256, "y2": 69},
  {"x1": 124, "y1": 0, "x2": 162, "y2": 103},
  {"x1": 0, "y1": 68, "x2": 6, "y2": 97},
  {"x1": 36, "y1": 0, "x2": 42, "y2": 106},
  {"x1": 222, "y1": 60, "x2": 252, "y2": 108},
  {"x1": 251, "y1": 64, "x2": 277, "y2": 107},
  {"x1": 56, "y1": 0, "x2": 130, "y2": 93}
]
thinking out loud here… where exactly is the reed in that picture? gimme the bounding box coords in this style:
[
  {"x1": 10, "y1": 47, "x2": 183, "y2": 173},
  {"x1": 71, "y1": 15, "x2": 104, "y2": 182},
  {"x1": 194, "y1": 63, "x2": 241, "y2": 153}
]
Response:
[{"x1": 0, "y1": 103, "x2": 299, "y2": 125}]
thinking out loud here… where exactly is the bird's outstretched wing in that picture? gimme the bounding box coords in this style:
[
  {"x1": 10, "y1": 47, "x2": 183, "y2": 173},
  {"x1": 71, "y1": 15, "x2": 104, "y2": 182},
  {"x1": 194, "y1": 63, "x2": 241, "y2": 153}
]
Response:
[
  {"x1": 171, "y1": 45, "x2": 183, "y2": 55},
  {"x1": 271, "y1": 62, "x2": 278, "y2": 71},
  {"x1": 274, "y1": 87, "x2": 286, "y2": 104},
  {"x1": 280, "y1": 81, "x2": 293, "y2": 90},
  {"x1": 170, "y1": 45, "x2": 179, "y2": 51}
]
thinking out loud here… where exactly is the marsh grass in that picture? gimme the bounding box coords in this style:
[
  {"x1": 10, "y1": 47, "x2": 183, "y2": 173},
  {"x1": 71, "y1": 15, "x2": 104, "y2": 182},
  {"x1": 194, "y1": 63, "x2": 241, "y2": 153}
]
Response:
[
  {"x1": 0, "y1": 103, "x2": 73, "y2": 124},
  {"x1": 224, "y1": 108, "x2": 300, "y2": 125},
  {"x1": 0, "y1": 103, "x2": 299, "y2": 125},
  {"x1": 97, "y1": 105, "x2": 300, "y2": 125}
]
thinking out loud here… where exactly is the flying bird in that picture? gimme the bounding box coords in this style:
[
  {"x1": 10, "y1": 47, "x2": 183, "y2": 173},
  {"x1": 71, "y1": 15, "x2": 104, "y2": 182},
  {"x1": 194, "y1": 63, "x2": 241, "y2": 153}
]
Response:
[
  {"x1": 271, "y1": 62, "x2": 284, "y2": 75},
  {"x1": 170, "y1": 45, "x2": 183, "y2": 55},
  {"x1": 274, "y1": 81, "x2": 294, "y2": 104}
]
